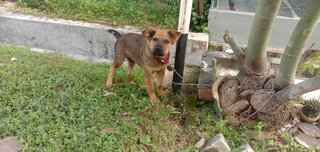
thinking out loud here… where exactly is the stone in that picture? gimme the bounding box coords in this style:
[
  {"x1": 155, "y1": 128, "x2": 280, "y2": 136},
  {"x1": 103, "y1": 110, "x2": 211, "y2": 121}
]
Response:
[
  {"x1": 219, "y1": 79, "x2": 240, "y2": 109},
  {"x1": 0, "y1": 136, "x2": 21, "y2": 152},
  {"x1": 239, "y1": 90, "x2": 255, "y2": 98},
  {"x1": 204, "y1": 51, "x2": 237, "y2": 70},
  {"x1": 10, "y1": 57, "x2": 16, "y2": 61},
  {"x1": 198, "y1": 51, "x2": 217, "y2": 89},
  {"x1": 297, "y1": 122, "x2": 320, "y2": 138},
  {"x1": 195, "y1": 138, "x2": 206, "y2": 149},
  {"x1": 202, "y1": 133, "x2": 231, "y2": 152},
  {"x1": 171, "y1": 32, "x2": 209, "y2": 66},
  {"x1": 217, "y1": 69, "x2": 239, "y2": 77},
  {"x1": 100, "y1": 128, "x2": 116, "y2": 134},
  {"x1": 237, "y1": 143, "x2": 254, "y2": 152},
  {"x1": 201, "y1": 131, "x2": 212, "y2": 140},
  {"x1": 222, "y1": 99, "x2": 249, "y2": 116},
  {"x1": 103, "y1": 92, "x2": 116, "y2": 98},
  {"x1": 163, "y1": 65, "x2": 200, "y2": 91},
  {"x1": 294, "y1": 130, "x2": 320, "y2": 148},
  {"x1": 294, "y1": 79, "x2": 320, "y2": 100},
  {"x1": 198, "y1": 88, "x2": 214, "y2": 101}
]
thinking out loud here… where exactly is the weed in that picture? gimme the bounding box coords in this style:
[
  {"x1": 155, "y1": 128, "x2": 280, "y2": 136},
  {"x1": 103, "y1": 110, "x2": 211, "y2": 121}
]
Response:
[
  {"x1": 190, "y1": 0, "x2": 211, "y2": 33},
  {"x1": 298, "y1": 52, "x2": 320, "y2": 76},
  {"x1": 253, "y1": 122, "x2": 268, "y2": 137}
]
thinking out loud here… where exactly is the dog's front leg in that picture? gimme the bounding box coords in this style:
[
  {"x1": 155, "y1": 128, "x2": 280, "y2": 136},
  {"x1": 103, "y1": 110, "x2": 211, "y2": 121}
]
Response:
[
  {"x1": 143, "y1": 69, "x2": 159, "y2": 102},
  {"x1": 156, "y1": 69, "x2": 165, "y2": 95}
]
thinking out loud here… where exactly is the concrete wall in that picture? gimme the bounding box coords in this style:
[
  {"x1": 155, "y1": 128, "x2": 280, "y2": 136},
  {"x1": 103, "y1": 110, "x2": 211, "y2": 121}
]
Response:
[
  {"x1": 0, "y1": 13, "x2": 208, "y2": 66},
  {"x1": 208, "y1": 9, "x2": 320, "y2": 49},
  {"x1": 0, "y1": 14, "x2": 119, "y2": 61}
]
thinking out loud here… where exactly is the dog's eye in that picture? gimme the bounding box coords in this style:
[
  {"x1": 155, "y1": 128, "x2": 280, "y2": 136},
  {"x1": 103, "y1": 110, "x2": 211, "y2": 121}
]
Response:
[
  {"x1": 153, "y1": 38, "x2": 158, "y2": 41},
  {"x1": 164, "y1": 39, "x2": 170, "y2": 44}
]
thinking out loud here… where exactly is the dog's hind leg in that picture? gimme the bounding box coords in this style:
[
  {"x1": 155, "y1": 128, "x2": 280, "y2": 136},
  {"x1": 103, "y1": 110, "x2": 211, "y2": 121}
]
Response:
[
  {"x1": 127, "y1": 58, "x2": 136, "y2": 83},
  {"x1": 106, "y1": 54, "x2": 125, "y2": 88}
]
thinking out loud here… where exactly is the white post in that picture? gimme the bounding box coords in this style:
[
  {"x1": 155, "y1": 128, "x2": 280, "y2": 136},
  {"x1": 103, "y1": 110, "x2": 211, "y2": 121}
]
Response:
[
  {"x1": 173, "y1": 0, "x2": 193, "y2": 93},
  {"x1": 177, "y1": 0, "x2": 193, "y2": 34}
]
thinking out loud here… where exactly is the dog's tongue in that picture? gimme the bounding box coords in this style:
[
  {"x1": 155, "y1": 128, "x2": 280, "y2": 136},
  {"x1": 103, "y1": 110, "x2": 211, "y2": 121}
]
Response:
[{"x1": 160, "y1": 52, "x2": 170, "y2": 64}]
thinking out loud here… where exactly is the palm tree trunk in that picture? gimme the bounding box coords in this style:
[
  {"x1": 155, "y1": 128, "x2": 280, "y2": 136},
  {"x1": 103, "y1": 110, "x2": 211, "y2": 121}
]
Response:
[
  {"x1": 275, "y1": 0, "x2": 320, "y2": 89},
  {"x1": 244, "y1": 0, "x2": 281, "y2": 75}
]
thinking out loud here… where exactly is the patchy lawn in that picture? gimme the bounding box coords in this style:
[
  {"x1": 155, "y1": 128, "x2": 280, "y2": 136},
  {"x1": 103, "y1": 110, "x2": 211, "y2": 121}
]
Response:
[{"x1": 0, "y1": 45, "x2": 317, "y2": 151}]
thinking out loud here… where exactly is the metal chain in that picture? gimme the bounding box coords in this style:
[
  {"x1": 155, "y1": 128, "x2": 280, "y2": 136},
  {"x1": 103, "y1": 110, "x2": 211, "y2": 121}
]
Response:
[{"x1": 167, "y1": 64, "x2": 213, "y2": 87}]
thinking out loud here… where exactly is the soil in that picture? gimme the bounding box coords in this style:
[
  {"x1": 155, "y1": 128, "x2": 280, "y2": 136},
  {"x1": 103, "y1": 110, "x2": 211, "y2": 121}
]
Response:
[{"x1": 301, "y1": 105, "x2": 320, "y2": 118}]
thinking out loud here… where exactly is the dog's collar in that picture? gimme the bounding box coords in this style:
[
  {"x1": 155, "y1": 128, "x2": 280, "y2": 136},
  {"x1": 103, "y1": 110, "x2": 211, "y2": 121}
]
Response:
[{"x1": 159, "y1": 52, "x2": 170, "y2": 64}]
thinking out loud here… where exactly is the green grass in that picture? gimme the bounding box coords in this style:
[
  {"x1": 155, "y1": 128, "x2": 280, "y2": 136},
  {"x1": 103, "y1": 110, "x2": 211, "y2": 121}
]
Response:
[
  {"x1": 13, "y1": 0, "x2": 212, "y2": 33},
  {"x1": 0, "y1": 45, "x2": 194, "y2": 151},
  {"x1": 1, "y1": 45, "x2": 319, "y2": 151},
  {"x1": 17, "y1": 0, "x2": 180, "y2": 29}
]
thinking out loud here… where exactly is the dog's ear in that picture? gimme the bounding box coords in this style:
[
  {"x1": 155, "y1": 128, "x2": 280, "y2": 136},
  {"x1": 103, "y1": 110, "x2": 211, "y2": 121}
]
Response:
[
  {"x1": 168, "y1": 30, "x2": 181, "y2": 44},
  {"x1": 142, "y1": 28, "x2": 156, "y2": 41}
]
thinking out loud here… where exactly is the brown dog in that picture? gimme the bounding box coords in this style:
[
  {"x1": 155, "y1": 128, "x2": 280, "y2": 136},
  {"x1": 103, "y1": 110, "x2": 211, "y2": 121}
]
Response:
[{"x1": 107, "y1": 28, "x2": 181, "y2": 101}]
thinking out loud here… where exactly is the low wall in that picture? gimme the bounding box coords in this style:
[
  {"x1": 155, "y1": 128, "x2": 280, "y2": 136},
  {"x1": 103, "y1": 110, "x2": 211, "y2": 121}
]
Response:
[{"x1": 0, "y1": 13, "x2": 208, "y2": 66}]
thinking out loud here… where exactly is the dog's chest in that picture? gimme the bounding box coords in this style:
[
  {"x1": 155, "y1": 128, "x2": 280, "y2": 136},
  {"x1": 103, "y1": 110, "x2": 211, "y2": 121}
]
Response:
[{"x1": 146, "y1": 63, "x2": 167, "y2": 72}]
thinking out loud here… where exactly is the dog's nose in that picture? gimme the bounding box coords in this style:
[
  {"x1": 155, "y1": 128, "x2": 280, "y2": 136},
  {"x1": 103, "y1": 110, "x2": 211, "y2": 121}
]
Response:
[
  {"x1": 153, "y1": 46, "x2": 164, "y2": 56},
  {"x1": 155, "y1": 46, "x2": 162, "y2": 52}
]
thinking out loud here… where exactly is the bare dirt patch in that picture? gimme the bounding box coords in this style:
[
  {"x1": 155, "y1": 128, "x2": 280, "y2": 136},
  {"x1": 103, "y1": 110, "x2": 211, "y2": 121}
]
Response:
[{"x1": 0, "y1": 1, "x2": 17, "y2": 15}]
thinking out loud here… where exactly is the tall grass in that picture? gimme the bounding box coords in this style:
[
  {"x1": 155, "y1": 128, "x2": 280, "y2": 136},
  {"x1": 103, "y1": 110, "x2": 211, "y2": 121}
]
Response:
[{"x1": 18, "y1": 0, "x2": 180, "y2": 29}]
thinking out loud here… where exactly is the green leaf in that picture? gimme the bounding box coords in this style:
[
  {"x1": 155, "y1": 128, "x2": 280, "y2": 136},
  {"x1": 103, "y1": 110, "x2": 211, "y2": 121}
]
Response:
[
  {"x1": 298, "y1": 65, "x2": 308, "y2": 76},
  {"x1": 310, "y1": 53, "x2": 320, "y2": 62},
  {"x1": 309, "y1": 65, "x2": 315, "y2": 75}
]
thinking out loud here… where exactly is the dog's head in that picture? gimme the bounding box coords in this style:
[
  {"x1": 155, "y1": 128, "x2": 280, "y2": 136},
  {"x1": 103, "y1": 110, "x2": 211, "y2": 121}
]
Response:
[{"x1": 142, "y1": 28, "x2": 181, "y2": 57}]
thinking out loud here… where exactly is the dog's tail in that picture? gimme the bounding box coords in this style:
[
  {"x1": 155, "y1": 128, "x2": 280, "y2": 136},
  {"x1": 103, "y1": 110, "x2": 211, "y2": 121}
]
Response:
[{"x1": 108, "y1": 29, "x2": 121, "y2": 39}]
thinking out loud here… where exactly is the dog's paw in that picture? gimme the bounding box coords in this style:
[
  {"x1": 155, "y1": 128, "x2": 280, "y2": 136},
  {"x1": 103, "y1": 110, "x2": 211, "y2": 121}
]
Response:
[
  {"x1": 150, "y1": 96, "x2": 160, "y2": 102},
  {"x1": 106, "y1": 82, "x2": 113, "y2": 88},
  {"x1": 158, "y1": 90, "x2": 167, "y2": 96}
]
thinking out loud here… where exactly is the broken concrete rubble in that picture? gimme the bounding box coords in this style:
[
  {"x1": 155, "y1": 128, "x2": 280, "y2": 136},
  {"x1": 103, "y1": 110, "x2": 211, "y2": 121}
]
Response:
[
  {"x1": 198, "y1": 51, "x2": 217, "y2": 89},
  {"x1": 201, "y1": 133, "x2": 231, "y2": 152},
  {"x1": 237, "y1": 143, "x2": 254, "y2": 152},
  {"x1": 0, "y1": 136, "x2": 21, "y2": 152},
  {"x1": 195, "y1": 138, "x2": 206, "y2": 149}
]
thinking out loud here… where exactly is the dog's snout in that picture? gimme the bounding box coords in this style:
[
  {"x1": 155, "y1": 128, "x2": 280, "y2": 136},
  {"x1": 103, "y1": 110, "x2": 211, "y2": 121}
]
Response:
[
  {"x1": 155, "y1": 46, "x2": 162, "y2": 51},
  {"x1": 153, "y1": 45, "x2": 164, "y2": 56}
]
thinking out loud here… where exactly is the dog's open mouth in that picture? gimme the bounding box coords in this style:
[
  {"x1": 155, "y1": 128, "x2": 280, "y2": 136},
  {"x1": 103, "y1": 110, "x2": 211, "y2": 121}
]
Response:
[
  {"x1": 159, "y1": 52, "x2": 170, "y2": 64},
  {"x1": 160, "y1": 55, "x2": 167, "y2": 60}
]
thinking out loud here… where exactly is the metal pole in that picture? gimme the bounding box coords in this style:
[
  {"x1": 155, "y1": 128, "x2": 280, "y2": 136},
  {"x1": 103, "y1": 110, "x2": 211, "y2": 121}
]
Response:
[{"x1": 173, "y1": 0, "x2": 193, "y2": 93}]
